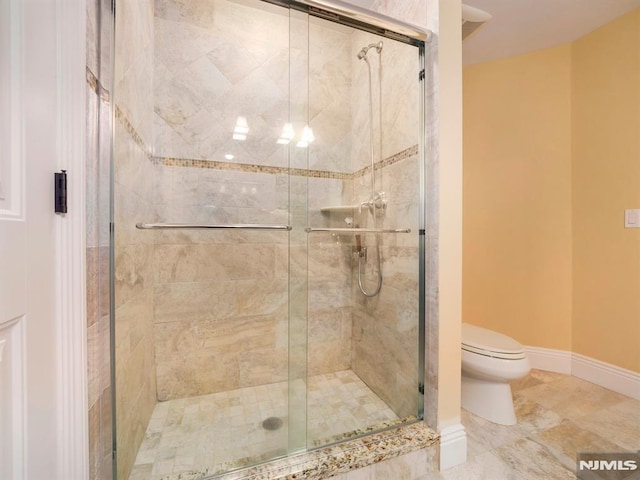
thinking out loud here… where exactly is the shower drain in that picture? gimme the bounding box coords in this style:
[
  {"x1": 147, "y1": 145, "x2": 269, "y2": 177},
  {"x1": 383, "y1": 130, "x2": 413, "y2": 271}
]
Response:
[{"x1": 262, "y1": 416, "x2": 283, "y2": 431}]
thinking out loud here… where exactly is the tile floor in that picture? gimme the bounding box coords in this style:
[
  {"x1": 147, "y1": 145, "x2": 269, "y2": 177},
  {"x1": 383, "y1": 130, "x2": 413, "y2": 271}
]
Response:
[
  {"x1": 128, "y1": 370, "x2": 405, "y2": 479},
  {"x1": 435, "y1": 370, "x2": 639, "y2": 480},
  {"x1": 130, "y1": 369, "x2": 640, "y2": 480}
]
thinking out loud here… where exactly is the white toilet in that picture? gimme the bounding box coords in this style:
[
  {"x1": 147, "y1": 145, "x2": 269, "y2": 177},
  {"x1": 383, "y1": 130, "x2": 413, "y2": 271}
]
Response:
[{"x1": 461, "y1": 323, "x2": 531, "y2": 425}]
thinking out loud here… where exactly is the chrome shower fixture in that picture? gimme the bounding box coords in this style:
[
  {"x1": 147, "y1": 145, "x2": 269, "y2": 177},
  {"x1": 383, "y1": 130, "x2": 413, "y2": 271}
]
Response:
[
  {"x1": 359, "y1": 191, "x2": 387, "y2": 217},
  {"x1": 357, "y1": 41, "x2": 383, "y2": 60}
]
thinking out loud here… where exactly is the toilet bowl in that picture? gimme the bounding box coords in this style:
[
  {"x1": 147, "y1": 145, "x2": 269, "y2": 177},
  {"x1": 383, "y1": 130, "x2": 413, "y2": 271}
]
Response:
[{"x1": 461, "y1": 323, "x2": 530, "y2": 425}]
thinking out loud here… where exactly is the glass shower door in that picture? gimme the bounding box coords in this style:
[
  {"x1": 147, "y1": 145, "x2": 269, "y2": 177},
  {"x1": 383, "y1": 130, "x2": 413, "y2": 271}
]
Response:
[
  {"x1": 114, "y1": 0, "x2": 305, "y2": 477},
  {"x1": 113, "y1": 0, "x2": 425, "y2": 477},
  {"x1": 304, "y1": 14, "x2": 424, "y2": 449}
]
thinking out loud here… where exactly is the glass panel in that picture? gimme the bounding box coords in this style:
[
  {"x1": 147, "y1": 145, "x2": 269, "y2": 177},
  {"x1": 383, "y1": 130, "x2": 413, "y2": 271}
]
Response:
[
  {"x1": 114, "y1": 0, "x2": 293, "y2": 478},
  {"x1": 287, "y1": 7, "x2": 310, "y2": 455},
  {"x1": 113, "y1": 0, "x2": 425, "y2": 477},
  {"x1": 305, "y1": 16, "x2": 422, "y2": 448}
]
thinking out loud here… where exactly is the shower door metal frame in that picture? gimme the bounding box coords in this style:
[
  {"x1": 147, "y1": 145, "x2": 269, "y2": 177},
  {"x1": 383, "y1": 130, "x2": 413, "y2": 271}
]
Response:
[
  {"x1": 109, "y1": 0, "x2": 432, "y2": 475},
  {"x1": 266, "y1": 0, "x2": 430, "y2": 46},
  {"x1": 283, "y1": 0, "x2": 430, "y2": 438}
]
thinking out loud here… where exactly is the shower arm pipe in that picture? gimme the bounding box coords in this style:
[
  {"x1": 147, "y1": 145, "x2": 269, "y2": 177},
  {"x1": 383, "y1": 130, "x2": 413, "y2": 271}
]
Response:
[
  {"x1": 297, "y1": 0, "x2": 431, "y2": 43},
  {"x1": 305, "y1": 227, "x2": 410, "y2": 233},
  {"x1": 363, "y1": 54, "x2": 377, "y2": 230},
  {"x1": 136, "y1": 223, "x2": 292, "y2": 231}
]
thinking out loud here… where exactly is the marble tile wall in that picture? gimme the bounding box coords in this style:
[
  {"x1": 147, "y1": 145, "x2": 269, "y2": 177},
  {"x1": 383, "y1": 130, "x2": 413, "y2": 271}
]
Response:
[
  {"x1": 350, "y1": 30, "x2": 421, "y2": 173},
  {"x1": 308, "y1": 18, "x2": 353, "y2": 173},
  {"x1": 345, "y1": 16, "x2": 422, "y2": 421},
  {"x1": 151, "y1": 163, "x2": 352, "y2": 398},
  {"x1": 113, "y1": 120, "x2": 160, "y2": 480},
  {"x1": 149, "y1": 0, "x2": 355, "y2": 399},
  {"x1": 371, "y1": 0, "x2": 428, "y2": 30},
  {"x1": 422, "y1": 0, "x2": 440, "y2": 431},
  {"x1": 115, "y1": 0, "x2": 154, "y2": 148},
  {"x1": 149, "y1": 0, "x2": 424, "y2": 410},
  {"x1": 113, "y1": 0, "x2": 158, "y2": 479},
  {"x1": 152, "y1": 0, "x2": 353, "y2": 175},
  {"x1": 350, "y1": 152, "x2": 421, "y2": 419},
  {"x1": 151, "y1": 166, "x2": 291, "y2": 398}
]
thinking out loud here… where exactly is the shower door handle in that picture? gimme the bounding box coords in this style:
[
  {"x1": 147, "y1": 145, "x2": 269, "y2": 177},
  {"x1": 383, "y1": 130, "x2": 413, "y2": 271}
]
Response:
[
  {"x1": 135, "y1": 223, "x2": 292, "y2": 231},
  {"x1": 305, "y1": 227, "x2": 411, "y2": 233}
]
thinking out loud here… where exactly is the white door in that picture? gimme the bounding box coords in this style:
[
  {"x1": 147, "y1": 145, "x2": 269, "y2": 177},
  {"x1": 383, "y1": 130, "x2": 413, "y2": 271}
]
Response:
[
  {"x1": 0, "y1": 0, "x2": 28, "y2": 477},
  {"x1": 1, "y1": 1, "x2": 86, "y2": 479}
]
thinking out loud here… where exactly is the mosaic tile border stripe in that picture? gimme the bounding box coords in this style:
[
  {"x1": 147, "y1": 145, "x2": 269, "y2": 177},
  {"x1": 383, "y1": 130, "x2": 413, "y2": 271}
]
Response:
[
  {"x1": 154, "y1": 157, "x2": 353, "y2": 180},
  {"x1": 353, "y1": 144, "x2": 419, "y2": 179},
  {"x1": 114, "y1": 105, "x2": 154, "y2": 161},
  {"x1": 107, "y1": 90, "x2": 419, "y2": 180},
  {"x1": 86, "y1": 66, "x2": 111, "y2": 103},
  {"x1": 154, "y1": 144, "x2": 419, "y2": 180}
]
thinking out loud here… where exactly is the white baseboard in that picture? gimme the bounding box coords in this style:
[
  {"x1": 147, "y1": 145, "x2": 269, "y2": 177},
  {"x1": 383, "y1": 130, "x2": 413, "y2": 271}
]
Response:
[
  {"x1": 524, "y1": 346, "x2": 572, "y2": 374},
  {"x1": 439, "y1": 423, "x2": 467, "y2": 470},
  {"x1": 524, "y1": 346, "x2": 640, "y2": 401},
  {"x1": 572, "y1": 353, "x2": 640, "y2": 401}
]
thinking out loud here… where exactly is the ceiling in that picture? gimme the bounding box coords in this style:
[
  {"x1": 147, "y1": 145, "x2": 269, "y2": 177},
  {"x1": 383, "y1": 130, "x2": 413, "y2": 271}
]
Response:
[{"x1": 463, "y1": 0, "x2": 640, "y2": 65}]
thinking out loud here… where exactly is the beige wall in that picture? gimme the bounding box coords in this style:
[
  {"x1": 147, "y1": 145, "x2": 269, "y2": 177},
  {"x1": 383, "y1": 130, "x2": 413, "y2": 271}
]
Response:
[
  {"x1": 432, "y1": 0, "x2": 464, "y2": 429},
  {"x1": 463, "y1": 9, "x2": 640, "y2": 373},
  {"x1": 463, "y1": 45, "x2": 573, "y2": 350},
  {"x1": 572, "y1": 10, "x2": 640, "y2": 373}
]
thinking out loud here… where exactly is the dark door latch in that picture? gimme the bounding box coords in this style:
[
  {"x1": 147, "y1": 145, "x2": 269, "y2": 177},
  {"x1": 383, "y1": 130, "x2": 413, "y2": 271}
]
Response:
[{"x1": 55, "y1": 170, "x2": 67, "y2": 214}]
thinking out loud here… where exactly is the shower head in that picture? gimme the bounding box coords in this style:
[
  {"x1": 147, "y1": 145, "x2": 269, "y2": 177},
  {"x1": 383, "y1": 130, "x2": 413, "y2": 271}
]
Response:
[{"x1": 357, "y1": 41, "x2": 383, "y2": 60}]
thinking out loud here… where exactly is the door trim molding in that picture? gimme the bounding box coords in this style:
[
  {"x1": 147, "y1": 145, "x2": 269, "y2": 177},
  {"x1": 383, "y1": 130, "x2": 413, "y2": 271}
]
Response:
[
  {"x1": 55, "y1": 0, "x2": 88, "y2": 478},
  {"x1": 439, "y1": 422, "x2": 467, "y2": 470}
]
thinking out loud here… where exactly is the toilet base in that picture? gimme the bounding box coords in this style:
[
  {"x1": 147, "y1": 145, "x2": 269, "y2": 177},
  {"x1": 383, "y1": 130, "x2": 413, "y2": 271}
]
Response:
[{"x1": 461, "y1": 375, "x2": 517, "y2": 425}]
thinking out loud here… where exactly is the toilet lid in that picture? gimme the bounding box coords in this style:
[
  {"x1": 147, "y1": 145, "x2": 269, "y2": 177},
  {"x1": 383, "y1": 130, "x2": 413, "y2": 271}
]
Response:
[{"x1": 462, "y1": 323, "x2": 526, "y2": 358}]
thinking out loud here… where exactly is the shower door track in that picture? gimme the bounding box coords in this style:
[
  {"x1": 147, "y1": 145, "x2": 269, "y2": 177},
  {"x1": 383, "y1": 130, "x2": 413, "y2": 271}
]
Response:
[{"x1": 263, "y1": 0, "x2": 430, "y2": 46}]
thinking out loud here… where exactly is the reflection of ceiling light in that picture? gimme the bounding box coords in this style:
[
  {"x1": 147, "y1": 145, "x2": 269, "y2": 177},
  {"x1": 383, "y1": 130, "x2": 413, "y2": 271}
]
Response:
[
  {"x1": 234, "y1": 116, "x2": 249, "y2": 133},
  {"x1": 224, "y1": 154, "x2": 234, "y2": 160},
  {"x1": 303, "y1": 126, "x2": 315, "y2": 142},
  {"x1": 296, "y1": 125, "x2": 315, "y2": 148},
  {"x1": 233, "y1": 116, "x2": 249, "y2": 140},
  {"x1": 277, "y1": 123, "x2": 295, "y2": 144}
]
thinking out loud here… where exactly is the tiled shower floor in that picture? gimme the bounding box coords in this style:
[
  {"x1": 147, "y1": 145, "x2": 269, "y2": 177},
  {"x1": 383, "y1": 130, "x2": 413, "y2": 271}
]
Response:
[{"x1": 128, "y1": 370, "x2": 403, "y2": 479}]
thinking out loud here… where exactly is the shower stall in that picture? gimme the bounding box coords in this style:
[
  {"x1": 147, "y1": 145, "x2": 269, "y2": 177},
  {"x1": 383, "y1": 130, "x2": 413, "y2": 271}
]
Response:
[{"x1": 112, "y1": 0, "x2": 427, "y2": 478}]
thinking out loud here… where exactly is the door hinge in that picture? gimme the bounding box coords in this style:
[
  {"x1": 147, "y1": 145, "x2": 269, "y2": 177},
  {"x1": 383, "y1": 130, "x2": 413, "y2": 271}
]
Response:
[
  {"x1": 54, "y1": 170, "x2": 67, "y2": 214},
  {"x1": 419, "y1": 69, "x2": 425, "y2": 81}
]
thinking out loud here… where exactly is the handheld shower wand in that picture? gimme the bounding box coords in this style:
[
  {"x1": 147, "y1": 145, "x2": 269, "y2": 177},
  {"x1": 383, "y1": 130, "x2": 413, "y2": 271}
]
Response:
[{"x1": 355, "y1": 40, "x2": 384, "y2": 297}]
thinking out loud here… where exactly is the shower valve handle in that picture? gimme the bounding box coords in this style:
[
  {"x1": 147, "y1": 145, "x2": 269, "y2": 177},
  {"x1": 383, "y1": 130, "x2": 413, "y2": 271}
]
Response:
[{"x1": 359, "y1": 192, "x2": 387, "y2": 216}]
